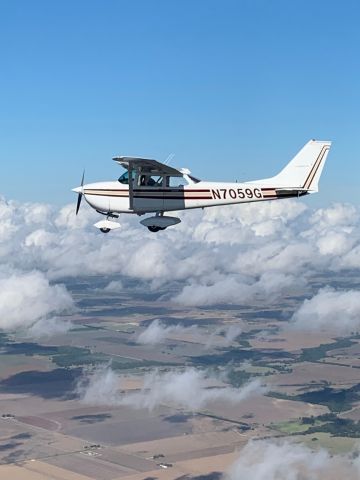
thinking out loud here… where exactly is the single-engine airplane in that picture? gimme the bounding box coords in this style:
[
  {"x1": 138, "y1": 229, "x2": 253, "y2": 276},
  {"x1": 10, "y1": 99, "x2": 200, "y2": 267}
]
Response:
[{"x1": 72, "y1": 139, "x2": 331, "y2": 233}]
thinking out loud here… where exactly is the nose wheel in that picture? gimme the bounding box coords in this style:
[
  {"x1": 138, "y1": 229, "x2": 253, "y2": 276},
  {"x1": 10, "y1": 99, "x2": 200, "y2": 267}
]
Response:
[{"x1": 94, "y1": 219, "x2": 121, "y2": 233}]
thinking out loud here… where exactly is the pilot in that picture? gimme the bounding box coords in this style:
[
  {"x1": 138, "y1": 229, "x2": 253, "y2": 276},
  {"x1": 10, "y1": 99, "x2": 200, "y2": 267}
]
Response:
[{"x1": 140, "y1": 175, "x2": 147, "y2": 186}]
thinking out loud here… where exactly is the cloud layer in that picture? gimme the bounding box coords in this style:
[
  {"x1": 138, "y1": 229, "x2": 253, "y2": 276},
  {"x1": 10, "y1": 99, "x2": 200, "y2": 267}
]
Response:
[
  {"x1": 2, "y1": 195, "x2": 360, "y2": 336},
  {"x1": 77, "y1": 366, "x2": 266, "y2": 411}
]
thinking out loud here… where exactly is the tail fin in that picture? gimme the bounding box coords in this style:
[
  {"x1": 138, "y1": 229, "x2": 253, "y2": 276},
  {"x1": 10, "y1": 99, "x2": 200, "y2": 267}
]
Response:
[{"x1": 270, "y1": 139, "x2": 331, "y2": 191}]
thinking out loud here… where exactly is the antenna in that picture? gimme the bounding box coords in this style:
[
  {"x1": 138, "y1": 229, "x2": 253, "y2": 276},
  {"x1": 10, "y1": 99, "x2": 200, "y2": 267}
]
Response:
[{"x1": 164, "y1": 153, "x2": 175, "y2": 166}]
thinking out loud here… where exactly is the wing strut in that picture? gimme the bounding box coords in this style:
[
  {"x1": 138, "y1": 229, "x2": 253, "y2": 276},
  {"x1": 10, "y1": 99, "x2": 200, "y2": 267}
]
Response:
[{"x1": 128, "y1": 161, "x2": 134, "y2": 211}]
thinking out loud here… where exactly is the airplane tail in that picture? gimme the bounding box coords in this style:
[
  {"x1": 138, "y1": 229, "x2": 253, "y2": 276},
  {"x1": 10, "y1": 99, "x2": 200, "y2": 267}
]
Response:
[{"x1": 254, "y1": 140, "x2": 331, "y2": 192}]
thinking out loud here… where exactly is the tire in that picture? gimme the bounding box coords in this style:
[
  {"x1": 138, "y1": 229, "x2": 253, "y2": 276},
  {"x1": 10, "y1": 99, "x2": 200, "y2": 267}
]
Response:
[
  {"x1": 100, "y1": 228, "x2": 111, "y2": 233},
  {"x1": 148, "y1": 226, "x2": 162, "y2": 232}
]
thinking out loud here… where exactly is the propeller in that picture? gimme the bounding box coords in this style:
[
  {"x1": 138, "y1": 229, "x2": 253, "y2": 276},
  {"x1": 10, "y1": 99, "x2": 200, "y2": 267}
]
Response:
[{"x1": 75, "y1": 170, "x2": 85, "y2": 215}]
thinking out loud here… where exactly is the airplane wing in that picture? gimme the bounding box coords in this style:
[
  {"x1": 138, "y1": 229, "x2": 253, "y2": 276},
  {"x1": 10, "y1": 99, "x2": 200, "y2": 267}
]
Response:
[{"x1": 112, "y1": 156, "x2": 182, "y2": 176}]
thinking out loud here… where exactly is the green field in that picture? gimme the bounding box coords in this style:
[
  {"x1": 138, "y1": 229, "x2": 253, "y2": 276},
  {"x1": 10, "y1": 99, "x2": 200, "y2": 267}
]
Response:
[{"x1": 297, "y1": 432, "x2": 358, "y2": 455}]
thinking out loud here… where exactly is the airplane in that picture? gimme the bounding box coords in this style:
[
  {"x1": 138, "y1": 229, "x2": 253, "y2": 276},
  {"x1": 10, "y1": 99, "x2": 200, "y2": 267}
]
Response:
[{"x1": 72, "y1": 139, "x2": 331, "y2": 233}]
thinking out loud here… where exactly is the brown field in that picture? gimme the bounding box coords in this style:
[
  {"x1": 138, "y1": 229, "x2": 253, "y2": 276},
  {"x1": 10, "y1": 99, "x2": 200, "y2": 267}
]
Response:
[
  {"x1": 268, "y1": 361, "x2": 360, "y2": 390},
  {"x1": 251, "y1": 330, "x2": 339, "y2": 351}
]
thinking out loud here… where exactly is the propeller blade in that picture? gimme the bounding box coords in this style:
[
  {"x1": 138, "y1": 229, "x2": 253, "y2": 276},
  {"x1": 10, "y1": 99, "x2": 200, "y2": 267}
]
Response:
[
  {"x1": 75, "y1": 170, "x2": 85, "y2": 215},
  {"x1": 76, "y1": 193, "x2": 82, "y2": 215}
]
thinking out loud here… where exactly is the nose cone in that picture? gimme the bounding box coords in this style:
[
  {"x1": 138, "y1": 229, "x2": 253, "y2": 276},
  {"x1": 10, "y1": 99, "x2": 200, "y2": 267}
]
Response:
[{"x1": 72, "y1": 186, "x2": 83, "y2": 193}]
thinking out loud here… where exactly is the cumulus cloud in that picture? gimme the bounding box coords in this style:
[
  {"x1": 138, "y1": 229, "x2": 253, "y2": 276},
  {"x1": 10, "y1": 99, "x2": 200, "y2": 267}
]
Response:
[
  {"x1": 222, "y1": 324, "x2": 242, "y2": 344},
  {"x1": 137, "y1": 320, "x2": 242, "y2": 348},
  {"x1": 225, "y1": 439, "x2": 360, "y2": 480},
  {"x1": 290, "y1": 287, "x2": 360, "y2": 334},
  {"x1": 0, "y1": 270, "x2": 74, "y2": 334},
  {"x1": 309, "y1": 203, "x2": 358, "y2": 230},
  {"x1": 76, "y1": 365, "x2": 121, "y2": 405},
  {"x1": 204, "y1": 325, "x2": 243, "y2": 349},
  {"x1": 136, "y1": 319, "x2": 197, "y2": 345},
  {"x1": 173, "y1": 271, "x2": 301, "y2": 307},
  {"x1": 24, "y1": 229, "x2": 56, "y2": 248},
  {"x1": 77, "y1": 366, "x2": 266, "y2": 411},
  {"x1": 25, "y1": 316, "x2": 73, "y2": 339},
  {"x1": 124, "y1": 369, "x2": 266, "y2": 411},
  {"x1": 103, "y1": 280, "x2": 123, "y2": 292}
]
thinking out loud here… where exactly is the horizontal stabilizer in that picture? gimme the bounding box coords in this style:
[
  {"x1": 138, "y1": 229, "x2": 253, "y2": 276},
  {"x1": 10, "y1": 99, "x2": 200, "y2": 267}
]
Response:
[{"x1": 275, "y1": 188, "x2": 310, "y2": 196}]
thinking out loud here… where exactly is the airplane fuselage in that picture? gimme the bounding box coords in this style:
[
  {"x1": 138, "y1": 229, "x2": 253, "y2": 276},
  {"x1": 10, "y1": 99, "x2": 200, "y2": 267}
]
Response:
[{"x1": 82, "y1": 180, "x2": 306, "y2": 215}]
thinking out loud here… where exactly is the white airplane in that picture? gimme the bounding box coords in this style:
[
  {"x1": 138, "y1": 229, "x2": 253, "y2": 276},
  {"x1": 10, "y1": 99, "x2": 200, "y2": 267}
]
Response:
[{"x1": 73, "y1": 139, "x2": 331, "y2": 233}]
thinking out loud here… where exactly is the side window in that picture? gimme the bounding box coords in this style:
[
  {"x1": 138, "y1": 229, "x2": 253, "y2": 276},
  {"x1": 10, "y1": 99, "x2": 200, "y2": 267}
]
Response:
[
  {"x1": 167, "y1": 176, "x2": 188, "y2": 187},
  {"x1": 138, "y1": 175, "x2": 163, "y2": 187}
]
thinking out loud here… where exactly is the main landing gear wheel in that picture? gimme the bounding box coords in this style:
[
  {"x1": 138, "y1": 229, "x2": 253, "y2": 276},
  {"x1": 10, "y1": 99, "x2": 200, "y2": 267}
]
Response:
[
  {"x1": 100, "y1": 227, "x2": 111, "y2": 233},
  {"x1": 147, "y1": 226, "x2": 165, "y2": 232},
  {"x1": 141, "y1": 216, "x2": 181, "y2": 231}
]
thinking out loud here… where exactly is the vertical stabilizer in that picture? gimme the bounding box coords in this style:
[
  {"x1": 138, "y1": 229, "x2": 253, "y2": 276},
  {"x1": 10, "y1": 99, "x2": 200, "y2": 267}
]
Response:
[
  {"x1": 253, "y1": 140, "x2": 331, "y2": 190},
  {"x1": 272, "y1": 140, "x2": 331, "y2": 190}
]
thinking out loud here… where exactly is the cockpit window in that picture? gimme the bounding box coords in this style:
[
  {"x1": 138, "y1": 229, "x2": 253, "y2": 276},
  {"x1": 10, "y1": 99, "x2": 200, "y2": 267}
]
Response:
[
  {"x1": 167, "y1": 176, "x2": 189, "y2": 187},
  {"x1": 118, "y1": 170, "x2": 136, "y2": 184},
  {"x1": 138, "y1": 175, "x2": 163, "y2": 187}
]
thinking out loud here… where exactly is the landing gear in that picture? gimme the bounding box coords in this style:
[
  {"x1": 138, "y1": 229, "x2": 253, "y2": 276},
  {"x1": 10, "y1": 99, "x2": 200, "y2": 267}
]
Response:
[
  {"x1": 141, "y1": 214, "x2": 181, "y2": 231},
  {"x1": 147, "y1": 226, "x2": 165, "y2": 232},
  {"x1": 94, "y1": 219, "x2": 121, "y2": 233}
]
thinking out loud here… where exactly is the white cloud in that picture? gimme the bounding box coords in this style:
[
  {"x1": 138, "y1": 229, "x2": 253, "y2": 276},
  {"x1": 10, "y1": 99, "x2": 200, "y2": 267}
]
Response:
[
  {"x1": 309, "y1": 203, "x2": 358, "y2": 230},
  {"x1": 223, "y1": 324, "x2": 242, "y2": 344},
  {"x1": 103, "y1": 280, "x2": 123, "y2": 292},
  {"x1": 290, "y1": 287, "x2": 360, "y2": 334},
  {"x1": 54, "y1": 203, "x2": 95, "y2": 229},
  {"x1": 226, "y1": 440, "x2": 360, "y2": 480},
  {"x1": 24, "y1": 229, "x2": 56, "y2": 248},
  {"x1": 0, "y1": 270, "x2": 74, "y2": 333},
  {"x1": 204, "y1": 325, "x2": 243, "y2": 349},
  {"x1": 77, "y1": 366, "x2": 266, "y2": 411},
  {"x1": 25, "y1": 316, "x2": 73, "y2": 339},
  {"x1": 173, "y1": 272, "x2": 300, "y2": 307},
  {"x1": 136, "y1": 319, "x2": 197, "y2": 345},
  {"x1": 22, "y1": 203, "x2": 52, "y2": 225},
  {"x1": 76, "y1": 365, "x2": 121, "y2": 405},
  {"x1": 316, "y1": 231, "x2": 355, "y2": 256},
  {"x1": 124, "y1": 241, "x2": 170, "y2": 280}
]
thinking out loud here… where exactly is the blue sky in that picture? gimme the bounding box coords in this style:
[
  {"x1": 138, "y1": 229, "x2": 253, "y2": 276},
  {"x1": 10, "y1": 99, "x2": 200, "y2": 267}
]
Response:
[{"x1": 0, "y1": 0, "x2": 359, "y2": 205}]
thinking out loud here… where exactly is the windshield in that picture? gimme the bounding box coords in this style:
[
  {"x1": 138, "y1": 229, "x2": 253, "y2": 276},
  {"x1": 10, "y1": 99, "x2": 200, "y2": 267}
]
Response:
[
  {"x1": 188, "y1": 174, "x2": 201, "y2": 184},
  {"x1": 118, "y1": 170, "x2": 136, "y2": 184}
]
